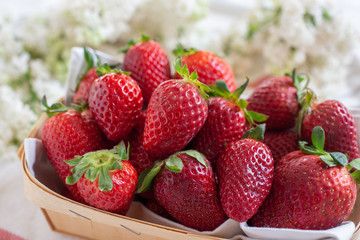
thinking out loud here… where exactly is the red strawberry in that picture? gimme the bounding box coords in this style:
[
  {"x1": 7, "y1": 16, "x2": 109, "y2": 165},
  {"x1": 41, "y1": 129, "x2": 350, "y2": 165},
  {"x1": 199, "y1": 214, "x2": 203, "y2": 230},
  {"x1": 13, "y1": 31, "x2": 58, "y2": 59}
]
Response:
[
  {"x1": 146, "y1": 199, "x2": 176, "y2": 221},
  {"x1": 173, "y1": 44, "x2": 236, "y2": 91},
  {"x1": 247, "y1": 71, "x2": 308, "y2": 130},
  {"x1": 89, "y1": 66, "x2": 143, "y2": 142},
  {"x1": 250, "y1": 127, "x2": 358, "y2": 230},
  {"x1": 143, "y1": 59, "x2": 210, "y2": 159},
  {"x1": 216, "y1": 135, "x2": 274, "y2": 222},
  {"x1": 301, "y1": 100, "x2": 360, "y2": 161},
  {"x1": 41, "y1": 98, "x2": 109, "y2": 203},
  {"x1": 191, "y1": 80, "x2": 266, "y2": 166},
  {"x1": 122, "y1": 35, "x2": 171, "y2": 104},
  {"x1": 262, "y1": 130, "x2": 298, "y2": 164},
  {"x1": 66, "y1": 142, "x2": 138, "y2": 214},
  {"x1": 73, "y1": 68, "x2": 98, "y2": 104},
  {"x1": 137, "y1": 150, "x2": 227, "y2": 231}
]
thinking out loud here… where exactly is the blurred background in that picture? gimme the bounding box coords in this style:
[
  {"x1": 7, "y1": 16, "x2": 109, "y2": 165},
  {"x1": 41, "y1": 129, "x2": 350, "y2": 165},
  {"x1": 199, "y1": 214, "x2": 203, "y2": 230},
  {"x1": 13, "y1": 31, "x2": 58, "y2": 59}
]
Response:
[{"x1": 1, "y1": 1, "x2": 360, "y2": 239}]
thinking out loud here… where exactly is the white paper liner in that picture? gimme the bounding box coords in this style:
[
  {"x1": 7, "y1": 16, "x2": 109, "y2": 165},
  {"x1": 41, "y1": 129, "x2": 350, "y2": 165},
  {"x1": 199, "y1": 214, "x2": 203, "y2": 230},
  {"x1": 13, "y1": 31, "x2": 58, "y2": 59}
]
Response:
[{"x1": 24, "y1": 47, "x2": 360, "y2": 240}]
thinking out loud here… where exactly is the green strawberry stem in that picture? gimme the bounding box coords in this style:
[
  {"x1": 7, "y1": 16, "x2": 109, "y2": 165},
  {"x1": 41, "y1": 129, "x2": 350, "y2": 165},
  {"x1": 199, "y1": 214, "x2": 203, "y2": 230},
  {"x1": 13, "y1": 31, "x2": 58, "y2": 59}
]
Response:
[
  {"x1": 172, "y1": 43, "x2": 198, "y2": 57},
  {"x1": 209, "y1": 79, "x2": 268, "y2": 126},
  {"x1": 118, "y1": 35, "x2": 151, "y2": 53},
  {"x1": 136, "y1": 150, "x2": 207, "y2": 194},
  {"x1": 174, "y1": 58, "x2": 213, "y2": 100},
  {"x1": 65, "y1": 142, "x2": 129, "y2": 191},
  {"x1": 299, "y1": 126, "x2": 360, "y2": 183},
  {"x1": 96, "y1": 63, "x2": 130, "y2": 77}
]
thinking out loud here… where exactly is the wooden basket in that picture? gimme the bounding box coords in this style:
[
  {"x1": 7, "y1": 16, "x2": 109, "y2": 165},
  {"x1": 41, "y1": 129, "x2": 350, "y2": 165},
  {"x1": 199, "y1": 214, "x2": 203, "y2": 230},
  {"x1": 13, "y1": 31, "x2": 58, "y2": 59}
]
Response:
[{"x1": 17, "y1": 114, "x2": 360, "y2": 240}]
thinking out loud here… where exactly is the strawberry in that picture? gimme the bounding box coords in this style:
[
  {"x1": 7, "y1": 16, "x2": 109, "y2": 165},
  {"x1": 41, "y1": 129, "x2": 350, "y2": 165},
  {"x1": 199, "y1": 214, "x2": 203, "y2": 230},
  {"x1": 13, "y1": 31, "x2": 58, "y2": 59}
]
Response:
[
  {"x1": 216, "y1": 127, "x2": 274, "y2": 223},
  {"x1": 146, "y1": 199, "x2": 176, "y2": 221},
  {"x1": 191, "y1": 80, "x2": 267, "y2": 166},
  {"x1": 88, "y1": 65, "x2": 143, "y2": 142},
  {"x1": 247, "y1": 71, "x2": 309, "y2": 130},
  {"x1": 301, "y1": 100, "x2": 360, "y2": 161},
  {"x1": 122, "y1": 35, "x2": 171, "y2": 105},
  {"x1": 137, "y1": 150, "x2": 227, "y2": 231},
  {"x1": 73, "y1": 47, "x2": 99, "y2": 104},
  {"x1": 250, "y1": 127, "x2": 358, "y2": 230},
  {"x1": 262, "y1": 130, "x2": 298, "y2": 164},
  {"x1": 173, "y1": 44, "x2": 236, "y2": 91},
  {"x1": 66, "y1": 142, "x2": 138, "y2": 214},
  {"x1": 41, "y1": 97, "x2": 109, "y2": 203},
  {"x1": 143, "y1": 59, "x2": 210, "y2": 159}
]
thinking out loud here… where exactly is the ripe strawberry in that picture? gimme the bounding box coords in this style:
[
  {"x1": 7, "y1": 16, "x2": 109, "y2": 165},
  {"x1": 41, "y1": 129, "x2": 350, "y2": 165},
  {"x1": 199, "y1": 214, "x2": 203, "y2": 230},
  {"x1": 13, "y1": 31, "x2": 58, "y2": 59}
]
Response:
[
  {"x1": 301, "y1": 100, "x2": 360, "y2": 161},
  {"x1": 216, "y1": 134, "x2": 274, "y2": 222},
  {"x1": 73, "y1": 46, "x2": 106, "y2": 104},
  {"x1": 89, "y1": 66, "x2": 143, "y2": 142},
  {"x1": 143, "y1": 59, "x2": 210, "y2": 159},
  {"x1": 146, "y1": 199, "x2": 176, "y2": 221},
  {"x1": 247, "y1": 71, "x2": 308, "y2": 130},
  {"x1": 262, "y1": 130, "x2": 298, "y2": 164},
  {"x1": 41, "y1": 97, "x2": 109, "y2": 203},
  {"x1": 66, "y1": 142, "x2": 138, "y2": 214},
  {"x1": 191, "y1": 80, "x2": 267, "y2": 166},
  {"x1": 250, "y1": 127, "x2": 358, "y2": 230},
  {"x1": 137, "y1": 150, "x2": 227, "y2": 231},
  {"x1": 122, "y1": 35, "x2": 171, "y2": 104},
  {"x1": 173, "y1": 44, "x2": 236, "y2": 91}
]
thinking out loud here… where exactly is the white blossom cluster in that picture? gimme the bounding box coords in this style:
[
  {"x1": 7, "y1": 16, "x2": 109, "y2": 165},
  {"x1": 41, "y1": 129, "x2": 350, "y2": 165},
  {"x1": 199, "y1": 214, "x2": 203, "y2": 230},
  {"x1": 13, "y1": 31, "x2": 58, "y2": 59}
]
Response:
[
  {"x1": 0, "y1": 0, "x2": 209, "y2": 162},
  {"x1": 221, "y1": 0, "x2": 359, "y2": 98}
]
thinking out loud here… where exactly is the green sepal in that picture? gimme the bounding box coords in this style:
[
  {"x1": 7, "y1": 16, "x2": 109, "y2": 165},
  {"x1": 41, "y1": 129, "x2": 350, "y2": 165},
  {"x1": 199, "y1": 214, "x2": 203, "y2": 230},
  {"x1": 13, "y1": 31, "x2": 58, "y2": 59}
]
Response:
[
  {"x1": 350, "y1": 170, "x2": 360, "y2": 184},
  {"x1": 311, "y1": 126, "x2": 325, "y2": 151},
  {"x1": 96, "y1": 63, "x2": 130, "y2": 77},
  {"x1": 116, "y1": 141, "x2": 129, "y2": 161},
  {"x1": 298, "y1": 141, "x2": 323, "y2": 156},
  {"x1": 42, "y1": 95, "x2": 71, "y2": 117},
  {"x1": 246, "y1": 110, "x2": 268, "y2": 123},
  {"x1": 179, "y1": 150, "x2": 208, "y2": 168},
  {"x1": 349, "y1": 158, "x2": 360, "y2": 170},
  {"x1": 85, "y1": 167, "x2": 99, "y2": 182},
  {"x1": 136, "y1": 161, "x2": 164, "y2": 193},
  {"x1": 172, "y1": 43, "x2": 197, "y2": 57},
  {"x1": 329, "y1": 152, "x2": 348, "y2": 167},
  {"x1": 66, "y1": 162, "x2": 90, "y2": 185},
  {"x1": 65, "y1": 156, "x2": 83, "y2": 167},
  {"x1": 83, "y1": 46, "x2": 95, "y2": 71},
  {"x1": 98, "y1": 166, "x2": 113, "y2": 191},
  {"x1": 319, "y1": 155, "x2": 338, "y2": 167},
  {"x1": 165, "y1": 155, "x2": 184, "y2": 173},
  {"x1": 233, "y1": 78, "x2": 249, "y2": 99},
  {"x1": 119, "y1": 35, "x2": 151, "y2": 53},
  {"x1": 241, "y1": 124, "x2": 266, "y2": 141}
]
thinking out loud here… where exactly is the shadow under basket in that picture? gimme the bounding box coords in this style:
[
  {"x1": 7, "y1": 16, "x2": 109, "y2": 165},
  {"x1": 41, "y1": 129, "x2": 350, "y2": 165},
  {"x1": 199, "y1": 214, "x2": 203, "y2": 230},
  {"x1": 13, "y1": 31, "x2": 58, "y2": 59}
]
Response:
[{"x1": 17, "y1": 113, "x2": 360, "y2": 240}]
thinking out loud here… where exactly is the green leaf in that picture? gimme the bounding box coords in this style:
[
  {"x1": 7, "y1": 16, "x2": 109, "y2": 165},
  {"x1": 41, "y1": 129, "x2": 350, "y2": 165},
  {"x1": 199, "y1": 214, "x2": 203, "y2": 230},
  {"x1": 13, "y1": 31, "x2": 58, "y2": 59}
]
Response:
[
  {"x1": 111, "y1": 161, "x2": 123, "y2": 171},
  {"x1": 65, "y1": 156, "x2": 83, "y2": 167},
  {"x1": 330, "y1": 152, "x2": 348, "y2": 167},
  {"x1": 116, "y1": 141, "x2": 129, "y2": 160},
  {"x1": 141, "y1": 35, "x2": 151, "y2": 42},
  {"x1": 182, "y1": 64, "x2": 189, "y2": 77},
  {"x1": 190, "y1": 70, "x2": 198, "y2": 80},
  {"x1": 238, "y1": 99, "x2": 248, "y2": 109},
  {"x1": 83, "y1": 46, "x2": 95, "y2": 70},
  {"x1": 242, "y1": 124, "x2": 266, "y2": 141},
  {"x1": 165, "y1": 155, "x2": 184, "y2": 173},
  {"x1": 298, "y1": 141, "x2": 322, "y2": 156},
  {"x1": 65, "y1": 163, "x2": 89, "y2": 185},
  {"x1": 319, "y1": 155, "x2": 338, "y2": 167},
  {"x1": 311, "y1": 126, "x2": 325, "y2": 151},
  {"x1": 351, "y1": 170, "x2": 360, "y2": 184},
  {"x1": 181, "y1": 150, "x2": 208, "y2": 168},
  {"x1": 98, "y1": 166, "x2": 113, "y2": 191},
  {"x1": 172, "y1": 43, "x2": 197, "y2": 57},
  {"x1": 247, "y1": 110, "x2": 268, "y2": 123},
  {"x1": 215, "y1": 80, "x2": 230, "y2": 93},
  {"x1": 136, "y1": 161, "x2": 163, "y2": 193},
  {"x1": 233, "y1": 78, "x2": 249, "y2": 99},
  {"x1": 349, "y1": 158, "x2": 360, "y2": 170},
  {"x1": 85, "y1": 167, "x2": 99, "y2": 182},
  {"x1": 174, "y1": 58, "x2": 182, "y2": 75}
]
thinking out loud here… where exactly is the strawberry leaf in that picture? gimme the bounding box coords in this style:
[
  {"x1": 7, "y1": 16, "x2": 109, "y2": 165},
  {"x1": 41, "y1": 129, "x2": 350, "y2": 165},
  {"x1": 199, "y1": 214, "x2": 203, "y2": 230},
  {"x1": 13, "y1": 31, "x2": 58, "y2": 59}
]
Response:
[
  {"x1": 329, "y1": 152, "x2": 348, "y2": 167},
  {"x1": 98, "y1": 166, "x2": 113, "y2": 191},
  {"x1": 190, "y1": 70, "x2": 198, "y2": 80},
  {"x1": 215, "y1": 80, "x2": 230, "y2": 93},
  {"x1": 319, "y1": 155, "x2": 338, "y2": 167},
  {"x1": 165, "y1": 155, "x2": 184, "y2": 173},
  {"x1": 233, "y1": 78, "x2": 249, "y2": 99},
  {"x1": 116, "y1": 141, "x2": 129, "y2": 160},
  {"x1": 83, "y1": 46, "x2": 95, "y2": 71},
  {"x1": 241, "y1": 124, "x2": 266, "y2": 141},
  {"x1": 172, "y1": 43, "x2": 197, "y2": 57},
  {"x1": 96, "y1": 63, "x2": 130, "y2": 76},
  {"x1": 136, "y1": 161, "x2": 164, "y2": 193},
  {"x1": 42, "y1": 95, "x2": 70, "y2": 117},
  {"x1": 351, "y1": 170, "x2": 360, "y2": 184},
  {"x1": 311, "y1": 126, "x2": 325, "y2": 151},
  {"x1": 181, "y1": 150, "x2": 208, "y2": 168},
  {"x1": 66, "y1": 162, "x2": 90, "y2": 185},
  {"x1": 247, "y1": 110, "x2": 268, "y2": 123},
  {"x1": 349, "y1": 158, "x2": 360, "y2": 170},
  {"x1": 298, "y1": 141, "x2": 323, "y2": 156},
  {"x1": 85, "y1": 167, "x2": 99, "y2": 182}
]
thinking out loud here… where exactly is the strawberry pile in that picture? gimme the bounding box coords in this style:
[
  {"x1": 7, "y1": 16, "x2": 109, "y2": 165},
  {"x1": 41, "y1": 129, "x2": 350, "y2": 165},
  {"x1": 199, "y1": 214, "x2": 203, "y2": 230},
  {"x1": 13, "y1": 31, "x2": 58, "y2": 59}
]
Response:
[{"x1": 41, "y1": 38, "x2": 360, "y2": 233}]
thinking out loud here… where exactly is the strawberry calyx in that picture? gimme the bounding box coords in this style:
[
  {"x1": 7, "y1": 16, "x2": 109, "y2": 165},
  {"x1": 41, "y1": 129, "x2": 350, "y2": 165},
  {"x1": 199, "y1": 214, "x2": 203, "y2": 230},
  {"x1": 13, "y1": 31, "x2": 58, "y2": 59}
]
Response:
[
  {"x1": 241, "y1": 124, "x2": 266, "y2": 141},
  {"x1": 209, "y1": 79, "x2": 268, "y2": 126},
  {"x1": 65, "y1": 141, "x2": 129, "y2": 191},
  {"x1": 42, "y1": 95, "x2": 88, "y2": 117},
  {"x1": 119, "y1": 35, "x2": 151, "y2": 53},
  {"x1": 174, "y1": 58, "x2": 212, "y2": 100},
  {"x1": 172, "y1": 43, "x2": 198, "y2": 57},
  {"x1": 299, "y1": 126, "x2": 360, "y2": 183},
  {"x1": 136, "y1": 150, "x2": 207, "y2": 193},
  {"x1": 96, "y1": 63, "x2": 130, "y2": 77}
]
